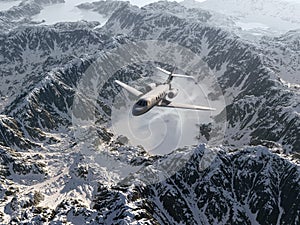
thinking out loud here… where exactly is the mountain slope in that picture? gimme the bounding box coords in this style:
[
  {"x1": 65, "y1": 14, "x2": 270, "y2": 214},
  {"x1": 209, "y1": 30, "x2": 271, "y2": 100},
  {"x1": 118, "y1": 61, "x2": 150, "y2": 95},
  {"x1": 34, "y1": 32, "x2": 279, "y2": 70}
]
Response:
[
  {"x1": 102, "y1": 1, "x2": 300, "y2": 152},
  {"x1": 260, "y1": 29, "x2": 300, "y2": 85},
  {"x1": 181, "y1": 0, "x2": 300, "y2": 34},
  {"x1": 0, "y1": 0, "x2": 65, "y2": 32},
  {"x1": 2, "y1": 145, "x2": 299, "y2": 224},
  {"x1": 0, "y1": 21, "x2": 108, "y2": 112},
  {"x1": 70, "y1": 146, "x2": 300, "y2": 225},
  {"x1": 0, "y1": 1, "x2": 299, "y2": 224}
]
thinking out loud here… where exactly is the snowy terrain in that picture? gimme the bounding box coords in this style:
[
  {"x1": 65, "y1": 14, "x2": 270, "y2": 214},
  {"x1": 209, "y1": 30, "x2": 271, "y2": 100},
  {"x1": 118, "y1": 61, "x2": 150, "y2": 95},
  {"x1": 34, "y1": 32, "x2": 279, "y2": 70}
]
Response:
[
  {"x1": 31, "y1": 0, "x2": 108, "y2": 25},
  {"x1": 182, "y1": 0, "x2": 300, "y2": 36},
  {"x1": 0, "y1": 0, "x2": 299, "y2": 224},
  {"x1": 0, "y1": 0, "x2": 22, "y2": 11}
]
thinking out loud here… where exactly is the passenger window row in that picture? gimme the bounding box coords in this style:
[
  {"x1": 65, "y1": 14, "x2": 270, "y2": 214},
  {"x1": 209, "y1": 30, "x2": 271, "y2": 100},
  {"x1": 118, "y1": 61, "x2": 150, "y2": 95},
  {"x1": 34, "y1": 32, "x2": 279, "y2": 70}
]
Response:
[
  {"x1": 156, "y1": 93, "x2": 164, "y2": 101},
  {"x1": 137, "y1": 92, "x2": 165, "y2": 107}
]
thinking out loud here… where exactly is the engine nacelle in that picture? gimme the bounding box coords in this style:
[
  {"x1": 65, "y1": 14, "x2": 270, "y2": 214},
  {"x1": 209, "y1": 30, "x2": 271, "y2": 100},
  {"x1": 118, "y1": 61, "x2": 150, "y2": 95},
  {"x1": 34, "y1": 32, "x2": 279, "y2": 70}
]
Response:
[
  {"x1": 146, "y1": 83, "x2": 156, "y2": 92},
  {"x1": 167, "y1": 89, "x2": 179, "y2": 99}
]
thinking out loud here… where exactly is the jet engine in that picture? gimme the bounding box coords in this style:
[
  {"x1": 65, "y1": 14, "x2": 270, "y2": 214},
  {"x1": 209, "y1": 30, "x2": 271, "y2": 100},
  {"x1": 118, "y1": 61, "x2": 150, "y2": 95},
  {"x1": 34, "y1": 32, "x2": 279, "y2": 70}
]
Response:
[
  {"x1": 167, "y1": 88, "x2": 179, "y2": 99},
  {"x1": 146, "y1": 83, "x2": 156, "y2": 92}
]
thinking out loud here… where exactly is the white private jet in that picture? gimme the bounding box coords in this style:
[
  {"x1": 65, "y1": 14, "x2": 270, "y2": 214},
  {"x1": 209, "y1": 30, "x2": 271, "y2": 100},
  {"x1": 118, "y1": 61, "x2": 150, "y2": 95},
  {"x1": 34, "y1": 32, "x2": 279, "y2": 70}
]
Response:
[{"x1": 115, "y1": 67, "x2": 216, "y2": 116}]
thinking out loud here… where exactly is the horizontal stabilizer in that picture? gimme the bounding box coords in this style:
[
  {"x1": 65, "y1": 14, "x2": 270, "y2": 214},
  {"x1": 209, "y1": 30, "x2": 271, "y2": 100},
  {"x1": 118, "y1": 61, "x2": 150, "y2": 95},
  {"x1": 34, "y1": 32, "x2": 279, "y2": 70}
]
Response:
[
  {"x1": 156, "y1": 67, "x2": 171, "y2": 75},
  {"x1": 156, "y1": 67, "x2": 197, "y2": 83},
  {"x1": 172, "y1": 73, "x2": 197, "y2": 82}
]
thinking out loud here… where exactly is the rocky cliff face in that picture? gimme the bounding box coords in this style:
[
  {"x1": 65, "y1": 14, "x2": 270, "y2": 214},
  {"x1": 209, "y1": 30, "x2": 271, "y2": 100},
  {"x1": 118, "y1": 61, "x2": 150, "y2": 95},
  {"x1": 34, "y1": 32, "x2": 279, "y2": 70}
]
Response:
[
  {"x1": 260, "y1": 29, "x2": 300, "y2": 85},
  {"x1": 0, "y1": 21, "x2": 108, "y2": 110},
  {"x1": 93, "y1": 145, "x2": 300, "y2": 225},
  {"x1": 0, "y1": 1, "x2": 299, "y2": 224},
  {"x1": 76, "y1": 0, "x2": 130, "y2": 17},
  {"x1": 3, "y1": 145, "x2": 298, "y2": 224}
]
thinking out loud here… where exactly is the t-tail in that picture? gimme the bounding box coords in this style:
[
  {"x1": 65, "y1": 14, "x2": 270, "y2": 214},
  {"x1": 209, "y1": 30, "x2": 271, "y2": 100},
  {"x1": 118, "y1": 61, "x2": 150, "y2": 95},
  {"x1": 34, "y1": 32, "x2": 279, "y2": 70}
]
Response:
[{"x1": 156, "y1": 67, "x2": 197, "y2": 84}]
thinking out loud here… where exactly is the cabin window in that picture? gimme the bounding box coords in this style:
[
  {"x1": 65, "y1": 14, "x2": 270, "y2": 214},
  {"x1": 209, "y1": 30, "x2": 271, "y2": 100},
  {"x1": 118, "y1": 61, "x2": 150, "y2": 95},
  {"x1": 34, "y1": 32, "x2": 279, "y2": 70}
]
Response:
[
  {"x1": 137, "y1": 99, "x2": 148, "y2": 106},
  {"x1": 137, "y1": 100, "x2": 143, "y2": 106}
]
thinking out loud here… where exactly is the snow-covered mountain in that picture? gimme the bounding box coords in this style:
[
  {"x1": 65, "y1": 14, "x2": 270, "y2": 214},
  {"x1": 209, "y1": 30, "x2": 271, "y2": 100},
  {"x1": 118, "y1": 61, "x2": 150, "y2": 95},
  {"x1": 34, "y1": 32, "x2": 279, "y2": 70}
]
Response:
[
  {"x1": 0, "y1": 21, "x2": 107, "y2": 112},
  {"x1": 76, "y1": 0, "x2": 130, "y2": 17},
  {"x1": 0, "y1": 1, "x2": 299, "y2": 224},
  {"x1": 181, "y1": 0, "x2": 300, "y2": 35},
  {"x1": 0, "y1": 0, "x2": 65, "y2": 31},
  {"x1": 3, "y1": 145, "x2": 299, "y2": 224},
  {"x1": 94, "y1": 145, "x2": 300, "y2": 224},
  {"x1": 260, "y1": 29, "x2": 300, "y2": 85},
  {"x1": 103, "y1": 1, "x2": 299, "y2": 152}
]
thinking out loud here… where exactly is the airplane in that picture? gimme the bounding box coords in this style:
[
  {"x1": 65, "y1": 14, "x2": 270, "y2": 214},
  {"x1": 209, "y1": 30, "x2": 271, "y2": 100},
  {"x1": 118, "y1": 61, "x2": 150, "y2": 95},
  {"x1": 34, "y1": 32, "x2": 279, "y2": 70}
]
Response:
[{"x1": 115, "y1": 67, "x2": 216, "y2": 116}]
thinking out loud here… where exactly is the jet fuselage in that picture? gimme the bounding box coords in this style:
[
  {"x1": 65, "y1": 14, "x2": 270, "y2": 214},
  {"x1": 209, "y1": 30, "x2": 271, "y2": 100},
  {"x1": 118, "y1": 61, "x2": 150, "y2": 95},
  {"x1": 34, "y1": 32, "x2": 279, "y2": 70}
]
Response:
[{"x1": 132, "y1": 84, "x2": 169, "y2": 116}]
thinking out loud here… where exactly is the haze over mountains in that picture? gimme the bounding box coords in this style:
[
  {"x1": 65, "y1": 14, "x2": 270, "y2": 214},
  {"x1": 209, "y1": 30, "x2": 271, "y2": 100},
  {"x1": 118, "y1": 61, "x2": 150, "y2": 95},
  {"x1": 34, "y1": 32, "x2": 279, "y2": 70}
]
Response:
[
  {"x1": 0, "y1": 0, "x2": 299, "y2": 224},
  {"x1": 182, "y1": 0, "x2": 300, "y2": 39}
]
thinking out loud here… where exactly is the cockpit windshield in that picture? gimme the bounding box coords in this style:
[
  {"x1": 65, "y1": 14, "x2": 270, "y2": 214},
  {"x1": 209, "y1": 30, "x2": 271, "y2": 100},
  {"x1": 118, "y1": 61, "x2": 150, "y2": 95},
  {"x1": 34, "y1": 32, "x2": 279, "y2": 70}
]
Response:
[{"x1": 136, "y1": 99, "x2": 148, "y2": 107}]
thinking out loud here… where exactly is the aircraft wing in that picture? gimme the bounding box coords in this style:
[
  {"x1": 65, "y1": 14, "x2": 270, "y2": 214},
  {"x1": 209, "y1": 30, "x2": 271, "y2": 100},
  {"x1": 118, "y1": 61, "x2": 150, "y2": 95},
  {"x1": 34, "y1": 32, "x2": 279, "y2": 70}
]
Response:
[
  {"x1": 157, "y1": 101, "x2": 216, "y2": 111},
  {"x1": 115, "y1": 80, "x2": 143, "y2": 97}
]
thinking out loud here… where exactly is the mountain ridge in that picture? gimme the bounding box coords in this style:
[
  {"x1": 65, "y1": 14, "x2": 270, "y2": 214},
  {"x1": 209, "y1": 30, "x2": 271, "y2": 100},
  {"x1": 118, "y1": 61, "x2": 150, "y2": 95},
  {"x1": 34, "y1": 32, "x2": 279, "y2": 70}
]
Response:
[{"x1": 0, "y1": 1, "x2": 299, "y2": 224}]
